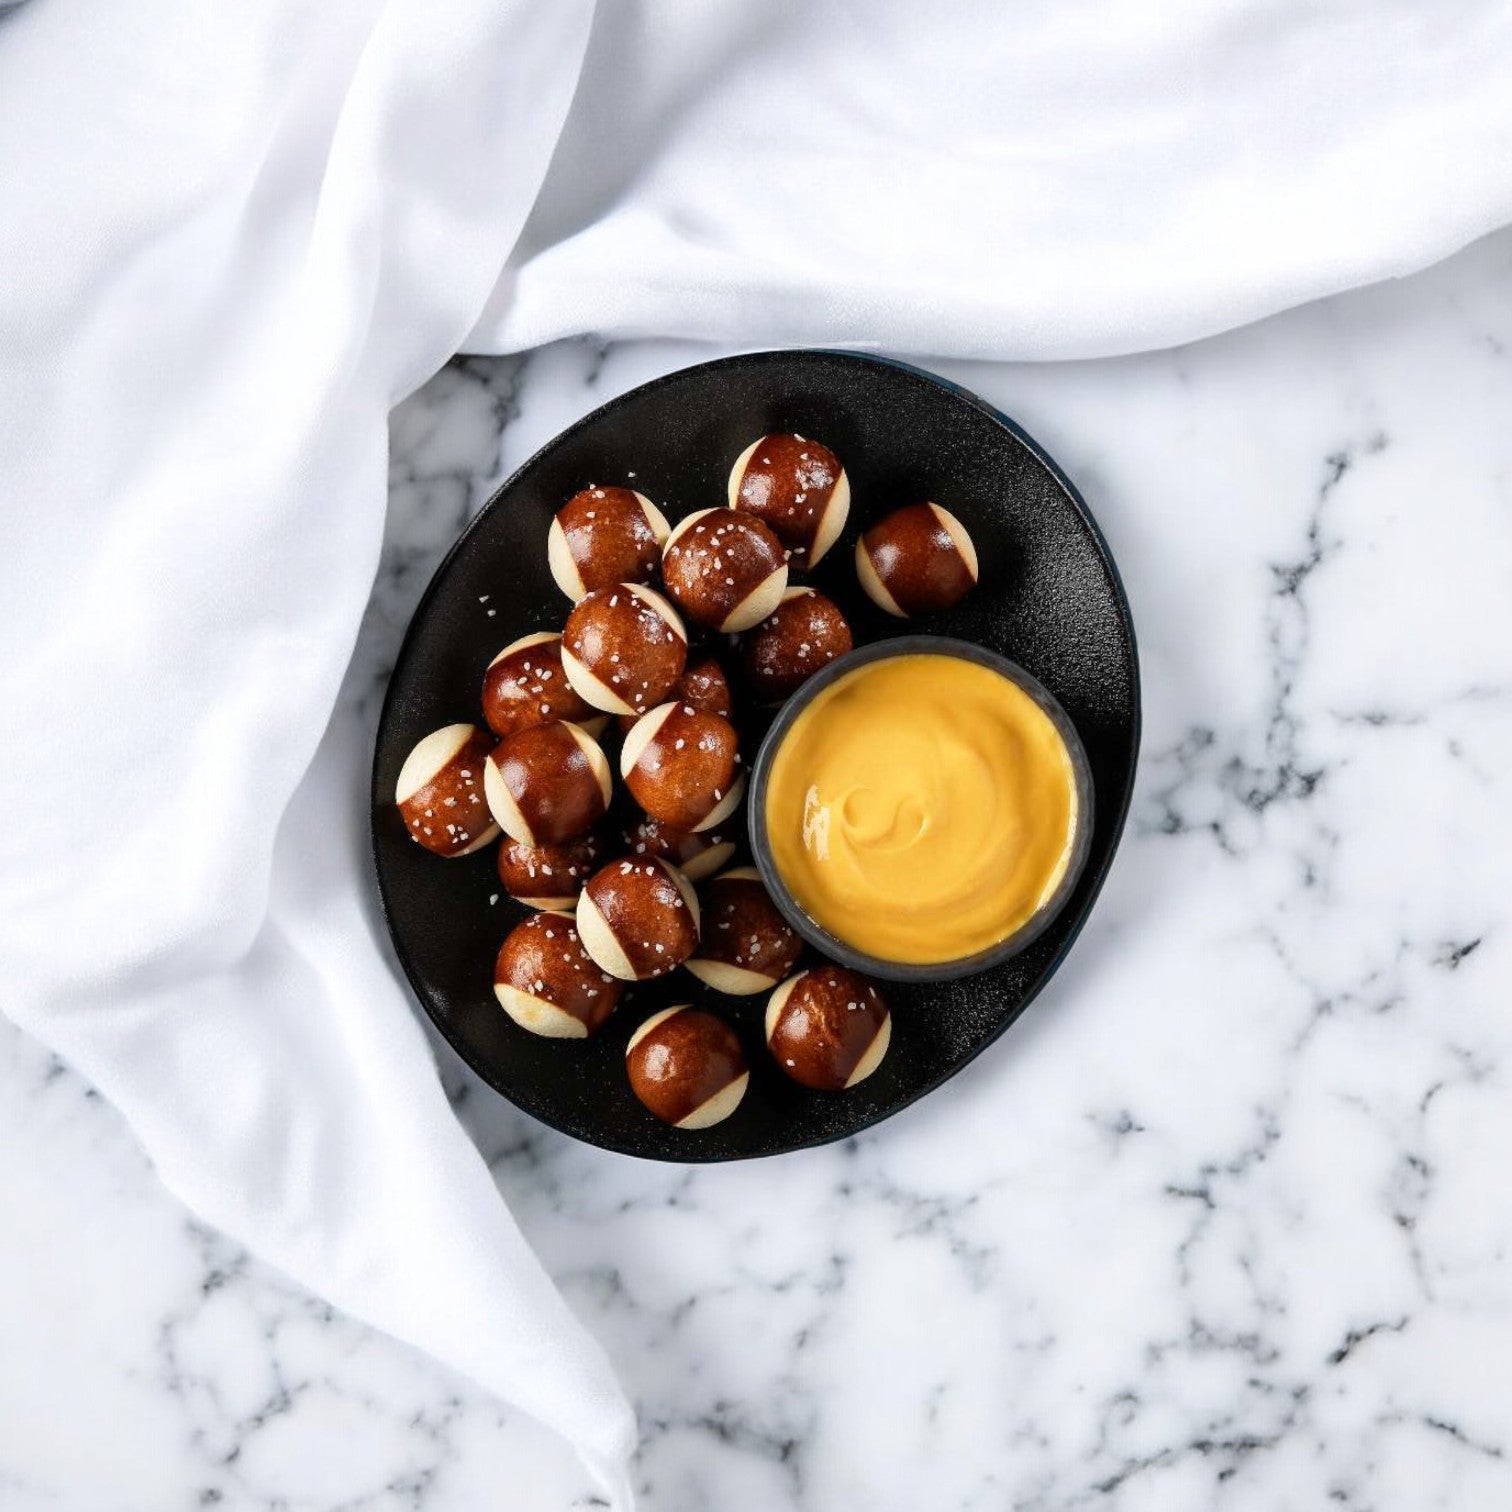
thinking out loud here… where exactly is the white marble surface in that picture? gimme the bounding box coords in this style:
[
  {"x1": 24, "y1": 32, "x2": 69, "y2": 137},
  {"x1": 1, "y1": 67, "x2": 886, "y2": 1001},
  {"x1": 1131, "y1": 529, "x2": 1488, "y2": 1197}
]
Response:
[{"x1": 5, "y1": 230, "x2": 1512, "y2": 1511}]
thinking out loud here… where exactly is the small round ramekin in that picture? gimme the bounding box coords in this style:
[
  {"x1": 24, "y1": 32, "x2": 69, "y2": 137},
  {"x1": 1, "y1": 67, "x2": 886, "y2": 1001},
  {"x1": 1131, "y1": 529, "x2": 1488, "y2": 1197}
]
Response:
[{"x1": 747, "y1": 636, "x2": 1095, "y2": 982}]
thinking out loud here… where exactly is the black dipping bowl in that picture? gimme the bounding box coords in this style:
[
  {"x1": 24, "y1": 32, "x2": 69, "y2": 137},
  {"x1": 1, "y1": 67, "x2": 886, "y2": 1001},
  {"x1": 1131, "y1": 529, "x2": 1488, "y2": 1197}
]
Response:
[
  {"x1": 748, "y1": 636, "x2": 1096, "y2": 983},
  {"x1": 372, "y1": 350, "x2": 1140, "y2": 1162}
]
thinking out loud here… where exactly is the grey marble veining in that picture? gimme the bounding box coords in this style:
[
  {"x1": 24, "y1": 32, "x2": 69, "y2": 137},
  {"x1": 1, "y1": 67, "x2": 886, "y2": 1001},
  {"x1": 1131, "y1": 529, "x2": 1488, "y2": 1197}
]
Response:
[{"x1": 3, "y1": 230, "x2": 1512, "y2": 1510}]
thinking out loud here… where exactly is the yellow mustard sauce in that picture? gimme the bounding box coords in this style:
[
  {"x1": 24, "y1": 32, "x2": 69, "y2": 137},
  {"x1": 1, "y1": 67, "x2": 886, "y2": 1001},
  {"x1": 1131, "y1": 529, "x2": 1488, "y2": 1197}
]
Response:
[{"x1": 763, "y1": 654, "x2": 1079, "y2": 964}]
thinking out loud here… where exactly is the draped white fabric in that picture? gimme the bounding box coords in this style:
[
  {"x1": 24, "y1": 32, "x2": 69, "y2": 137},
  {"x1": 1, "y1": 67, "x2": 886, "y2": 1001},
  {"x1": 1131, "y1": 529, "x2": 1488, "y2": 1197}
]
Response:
[
  {"x1": 2, "y1": 0, "x2": 1509, "y2": 1502},
  {"x1": 482, "y1": 0, "x2": 1512, "y2": 359}
]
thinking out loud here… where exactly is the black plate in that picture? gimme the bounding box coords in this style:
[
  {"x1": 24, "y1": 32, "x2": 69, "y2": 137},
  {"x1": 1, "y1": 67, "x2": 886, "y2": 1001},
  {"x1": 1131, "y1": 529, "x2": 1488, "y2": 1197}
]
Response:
[{"x1": 372, "y1": 351, "x2": 1140, "y2": 1161}]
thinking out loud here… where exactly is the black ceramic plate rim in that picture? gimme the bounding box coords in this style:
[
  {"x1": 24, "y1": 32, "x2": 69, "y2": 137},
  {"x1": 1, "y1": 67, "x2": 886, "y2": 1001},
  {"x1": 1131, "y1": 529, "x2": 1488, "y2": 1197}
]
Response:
[
  {"x1": 747, "y1": 634, "x2": 1097, "y2": 982},
  {"x1": 370, "y1": 349, "x2": 1142, "y2": 1162}
]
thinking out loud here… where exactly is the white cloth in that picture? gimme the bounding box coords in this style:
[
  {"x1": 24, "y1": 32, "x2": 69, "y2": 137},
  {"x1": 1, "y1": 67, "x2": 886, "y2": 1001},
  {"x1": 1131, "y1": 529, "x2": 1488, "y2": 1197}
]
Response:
[
  {"x1": 2, "y1": 0, "x2": 1510, "y2": 1503},
  {"x1": 0, "y1": 0, "x2": 633, "y2": 1501},
  {"x1": 482, "y1": 0, "x2": 1512, "y2": 358}
]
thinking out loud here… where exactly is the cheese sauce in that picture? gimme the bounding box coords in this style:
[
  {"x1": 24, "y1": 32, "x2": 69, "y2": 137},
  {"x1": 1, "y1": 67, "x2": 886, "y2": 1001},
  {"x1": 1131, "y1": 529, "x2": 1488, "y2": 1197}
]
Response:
[{"x1": 763, "y1": 654, "x2": 1079, "y2": 964}]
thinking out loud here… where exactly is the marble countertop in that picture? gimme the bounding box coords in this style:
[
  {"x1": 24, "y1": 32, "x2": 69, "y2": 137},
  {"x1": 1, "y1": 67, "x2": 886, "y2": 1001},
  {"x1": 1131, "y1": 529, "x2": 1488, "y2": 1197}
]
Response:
[{"x1": 5, "y1": 230, "x2": 1512, "y2": 1511}]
